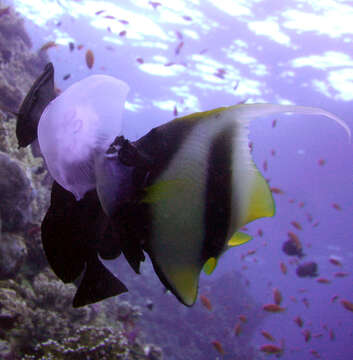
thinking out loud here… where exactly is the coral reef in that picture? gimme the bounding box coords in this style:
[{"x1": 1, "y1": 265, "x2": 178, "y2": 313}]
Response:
[
  {"x1": 0, "y1": 269, "x2": 162, "y2": 359},
  {"x1": 0, "y1": 231, "x2": 27, "y2": 280},
  {"x1": 0, "y1": 152, "x2": 33, "y2": 232},
  {"x1": 0, "y1": 6, "x2": 47, "y2": 111}
]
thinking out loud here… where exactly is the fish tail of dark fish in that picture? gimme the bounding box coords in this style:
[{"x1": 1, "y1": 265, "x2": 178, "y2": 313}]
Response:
[{"x1": 73, "y1": 254, "x2": 127, "y2": 307}]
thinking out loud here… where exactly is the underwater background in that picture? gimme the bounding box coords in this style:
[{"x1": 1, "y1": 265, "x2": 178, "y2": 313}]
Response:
[{"x1": 0, "y1": 0, "x2": 352, "y2": 359}]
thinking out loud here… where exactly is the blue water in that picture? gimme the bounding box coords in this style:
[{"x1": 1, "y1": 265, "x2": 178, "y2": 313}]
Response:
[{"x1": 5, "y1": 0, "x2": 353, "y2": 359}]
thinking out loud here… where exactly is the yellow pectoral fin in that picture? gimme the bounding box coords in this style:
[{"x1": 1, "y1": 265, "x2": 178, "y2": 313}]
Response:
[
  {"x1": 243, "y1": 169, "x2": 275, "y2": 225},
  {"x1": 203, "y1": 233, "x2": 252, "y2": 275},
  {"x1": 142, "y1": 179, "x2": 190, "y2": 204}
]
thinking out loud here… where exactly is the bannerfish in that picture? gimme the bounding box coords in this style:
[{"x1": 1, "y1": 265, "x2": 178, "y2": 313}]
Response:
[{"x1": 16, "y1": 63, "x2": 351, "y2": 307}]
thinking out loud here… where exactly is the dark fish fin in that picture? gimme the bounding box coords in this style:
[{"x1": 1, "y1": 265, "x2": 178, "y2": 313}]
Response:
[
  {"x1": 111, "y1": 203, "x2": 147, "y2": 274},
  {"x1": 16, "y1": 62, "x2": 57, "y2": 147},
  {"x1": 41, "y1": 181, "x2": 87, "y2": 282},
  {"x1": 73, "y1": 254, "x2": 128, "y2": 307}
]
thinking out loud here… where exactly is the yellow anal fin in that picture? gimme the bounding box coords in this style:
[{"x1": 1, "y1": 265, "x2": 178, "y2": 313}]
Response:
[
  {"x1": 203, "y1": 257, "x2": 217, "y2": 275},
  {"x1": 203, "y1": 232, "x2": 252, "y2": 275},
  {"x1": 228, "y1": 231, "x2": 252, "y2": 247}
]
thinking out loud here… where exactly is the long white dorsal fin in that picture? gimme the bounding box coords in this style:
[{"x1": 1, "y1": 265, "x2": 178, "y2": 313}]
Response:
[{"x1": 229, "y1": 103, "x2": 351, "y2": 141}]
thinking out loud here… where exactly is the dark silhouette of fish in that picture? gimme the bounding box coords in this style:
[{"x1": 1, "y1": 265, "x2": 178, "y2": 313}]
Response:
[
  {"x1": 16, "y1": 62, "x2": 57, "y2": 147},
  {"x1": 282, "y1": 238, "x2": 304, "y2": 258},
  {"x1": 296, "y1": 262, "x2": 318, "y2": 278}
]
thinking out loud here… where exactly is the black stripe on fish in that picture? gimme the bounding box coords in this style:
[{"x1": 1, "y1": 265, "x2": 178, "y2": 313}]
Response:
[
  {"x1": 202, "y1": 125, "x2": 234, "y2": 261},
  {"x1": 134, "y1": 117, "x2": 197, "y2": 184}
]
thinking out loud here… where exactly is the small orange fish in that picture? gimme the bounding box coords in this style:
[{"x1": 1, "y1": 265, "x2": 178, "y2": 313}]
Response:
[
  {"x1": 329, "y1": 328, "x2": 335, "y2": 341},
  {"x1": 334, "y1": 271, "x2": 349, "y2": 278},
  {"x1": 260, "y1": 344, "x2": 282, "y2": 355},
  {"x1": 298, "y1": 201, "x2": 305, "y2": 208},
  {"x1": 332, "y1": 203, "x2": 341, "y2": 211},
  {"x1": 85, "y1": 49, "x2": 94, "y2": 69},
  {"x1": 310, "y1": 349, "x2": 321, "y2": 358},
  {"x1": 77, "y1": 44, "x2": 84, "y2": 50},
  {"x1": 270, "y1": 187, "x2": 284, "y2": 194},
  {"x1": 215, "y1": 68, "x2": 226, "y2": 79},
  {"x1": 289, "y1": 198, "x2": 296, "y2": 203},
  {"x1": 261, "y1": 330, "x2": 275, "y2": 342},
  {"x1": 263, "y1": 160, "x2": 268, "y2": 171},
  {"x1": 291, "y1": 221, "x2": 302, "y2": 230},
  {"x1": 173, "y1": 105, "x2": 178, "y2": 116},
  {"x1": 302, "y1": 329, "x2": 311, "y2": 342},
  {"x1": 340, "y1": 299, "x2": 353, "y2": 312},
  {"x1": 316, "y1": 277, "x2": 331, "y2": 284},
  {"x1": 312, "y1": 333, "x2": 323, "y2": 338},
  {"x1": 175, "y1": 30, "x2": 183, "y2": 40},
  {"x1": 39, "y1": 41, "x2": 57, "y2": 52},
  {"x1": 247, "y1": 249, "x2": 256, "y2": 256},
  {"x1": 149, "y1": 1, "x2": 162, "y2": 10},
  {"x1": 312, "y1": 221, "x2": 320, "y2": 227},
  {"x1": 234, "y1": 322, "x2": 242, "y2": 336},
  {"x1": 211, "y1": 340, "x2": 225, "y2": 355},
  {"x1": 238, "y1": 314, "x2": 247, "y2": 323},
  {"x1": 288, "y1": 231, "x2": 302, "y2": 249},
  {"x1": 302, "y1": 297, "x2": 310, "y2": 308},
  {"x1": 263, "y1": 304, "x2": 286, "y2": 313},
  {"x1": 119, "y1": 30, "x2": 127, "y2": 37},
  {"x1": 329, "y1": 256, "x2": 342, "y2": 266},
  {"x1": 306, "y1": 213, "x2": 313, "y2": 222},
  {"x1": 272, "y1": 119, "x2": 277, "y2": 128},
  {"x1": 200, "y1": 295, "x2": 212, "y2": 311},
  {"x1": 273, "y1": 288, "x2": 282, "y2": 305},
  {"x1": 136, "y1": 57, "x2": 144, "y2": 64},
  {"x1": 294, "y1": 316, "x2": 303, "y2": 327},
  {"x1": 318, "y1": 158, "x2": 326, "y2": 166},
  {"x1": 280, "y1": 262, "x2": 287, "y2": 275},
  {"x1": 175, "y1": 41, "x2": 184, "y2": 55},
  {"x1": 331, "y1": 295, "x2": 339, "y2": 303}
]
